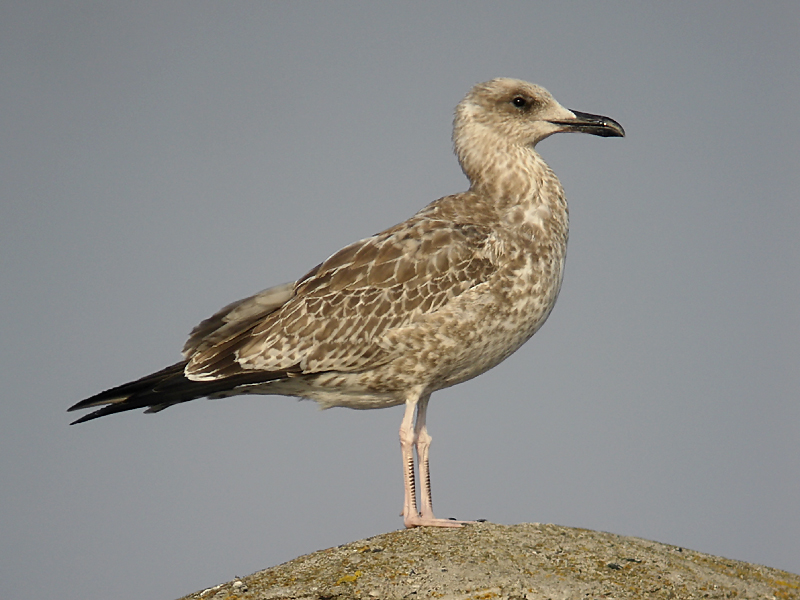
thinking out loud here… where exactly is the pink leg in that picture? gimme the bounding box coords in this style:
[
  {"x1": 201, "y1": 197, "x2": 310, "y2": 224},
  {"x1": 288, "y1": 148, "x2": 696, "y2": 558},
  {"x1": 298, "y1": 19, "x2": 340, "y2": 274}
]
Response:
[
  {"x1": 399, "y1": 397, "x2": 420, "y2": 523},
  {"x1": 400, "y1": 391, "x2": 470, "y2": 528},
  {"x1": 414, "y1": 395, "x2": 435, "y2": 520}
]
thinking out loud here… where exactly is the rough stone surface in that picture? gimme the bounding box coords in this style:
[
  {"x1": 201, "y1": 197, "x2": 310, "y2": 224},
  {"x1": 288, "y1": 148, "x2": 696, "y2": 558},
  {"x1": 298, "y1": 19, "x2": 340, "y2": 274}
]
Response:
[{"x1": 178, "y1": 523, "x2": 800, "y2": 600}]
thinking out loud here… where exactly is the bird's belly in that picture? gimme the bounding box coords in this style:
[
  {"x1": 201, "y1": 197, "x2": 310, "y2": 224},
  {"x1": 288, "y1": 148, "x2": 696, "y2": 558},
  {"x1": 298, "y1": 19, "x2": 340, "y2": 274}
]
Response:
[
  {"x1": 435, "y1": 284, "x2": 560, "y2": 388},
  {"x1": 380, "y1": 256, "x2": 565, "y2": 392}
]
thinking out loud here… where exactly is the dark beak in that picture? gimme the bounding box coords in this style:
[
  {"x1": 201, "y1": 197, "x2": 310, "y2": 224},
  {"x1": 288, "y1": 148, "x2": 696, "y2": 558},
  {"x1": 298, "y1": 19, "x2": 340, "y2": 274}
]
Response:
[{"x1": 550, "y1": 110, "x2": 625, "y2": 138}]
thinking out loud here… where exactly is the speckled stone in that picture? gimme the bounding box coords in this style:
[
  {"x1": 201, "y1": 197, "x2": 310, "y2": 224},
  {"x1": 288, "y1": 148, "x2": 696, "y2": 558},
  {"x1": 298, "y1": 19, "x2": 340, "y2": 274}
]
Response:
[{"x1": 177, "y1": 523, "x2": 800, "y2": 600}]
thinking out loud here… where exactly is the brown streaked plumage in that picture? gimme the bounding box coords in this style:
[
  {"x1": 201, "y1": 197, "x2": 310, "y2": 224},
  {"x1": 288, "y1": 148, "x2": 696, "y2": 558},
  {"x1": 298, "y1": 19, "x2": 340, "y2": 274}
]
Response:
[{"x1": 69, "y1": 78, "x2": 624, "y2": 528}]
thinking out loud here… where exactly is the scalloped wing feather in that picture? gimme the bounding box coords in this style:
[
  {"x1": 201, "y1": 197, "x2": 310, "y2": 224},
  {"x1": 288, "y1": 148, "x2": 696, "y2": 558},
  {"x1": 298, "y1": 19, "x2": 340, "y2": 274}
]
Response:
[{"x1": 184, "y1": 217, "x2": 497, "y2": 381}]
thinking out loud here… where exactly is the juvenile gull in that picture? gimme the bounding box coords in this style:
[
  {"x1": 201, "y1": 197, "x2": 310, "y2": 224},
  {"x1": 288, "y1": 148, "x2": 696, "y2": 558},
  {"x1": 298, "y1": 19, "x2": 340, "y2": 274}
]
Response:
[{"x1": 69, "y1": 78, "x2": 624, "y2": 528}]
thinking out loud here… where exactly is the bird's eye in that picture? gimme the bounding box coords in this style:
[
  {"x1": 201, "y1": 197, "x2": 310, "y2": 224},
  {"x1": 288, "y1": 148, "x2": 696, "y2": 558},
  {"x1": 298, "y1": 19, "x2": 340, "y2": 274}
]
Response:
[{"x1": 511, "y1": 96, "x2": 527, "y2": 109}]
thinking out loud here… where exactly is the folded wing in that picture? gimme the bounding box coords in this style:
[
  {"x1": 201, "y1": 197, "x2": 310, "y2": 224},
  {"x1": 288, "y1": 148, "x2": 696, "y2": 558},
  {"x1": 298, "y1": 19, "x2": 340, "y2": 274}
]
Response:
[{"x1": 69, "y1": 215, "x2": 498, "y2": 422}]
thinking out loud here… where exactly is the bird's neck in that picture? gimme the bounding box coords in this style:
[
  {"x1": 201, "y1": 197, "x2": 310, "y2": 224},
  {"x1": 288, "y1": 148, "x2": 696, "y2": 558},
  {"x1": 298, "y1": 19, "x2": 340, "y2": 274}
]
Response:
[
  {"x1": 455, "y1": 136, "x2": 568, "y2": 249},
  {"x1": 459, "y1": 138, "x2": 560, "y2": 210}
]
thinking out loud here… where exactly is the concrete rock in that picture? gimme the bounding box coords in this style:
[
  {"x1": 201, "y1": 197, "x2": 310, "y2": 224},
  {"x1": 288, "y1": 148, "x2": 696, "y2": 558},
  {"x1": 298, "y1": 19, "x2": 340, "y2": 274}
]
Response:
[{"x1": 179, "y1": 523, "x2": 800, "y2": 600}]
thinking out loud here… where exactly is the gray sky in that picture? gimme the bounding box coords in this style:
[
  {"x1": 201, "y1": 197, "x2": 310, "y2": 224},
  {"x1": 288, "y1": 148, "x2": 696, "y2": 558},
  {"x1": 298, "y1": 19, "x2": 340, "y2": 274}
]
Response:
[{"x1": 1, "y1": 3, "x2": 798, "y2": 600}]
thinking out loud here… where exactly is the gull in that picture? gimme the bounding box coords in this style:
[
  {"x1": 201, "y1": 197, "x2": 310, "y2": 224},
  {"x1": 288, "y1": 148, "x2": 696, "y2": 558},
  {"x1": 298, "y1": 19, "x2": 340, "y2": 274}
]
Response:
[{"x1": 69, "y1": 78, "x2": 624, "y2": 528}]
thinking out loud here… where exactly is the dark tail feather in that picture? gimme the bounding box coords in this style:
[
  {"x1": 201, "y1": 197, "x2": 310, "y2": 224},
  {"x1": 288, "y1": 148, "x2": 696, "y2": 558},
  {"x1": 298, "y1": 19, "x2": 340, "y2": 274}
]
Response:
[{"x1": 68, "y1": 361, "x2": 285, "y2": 424}]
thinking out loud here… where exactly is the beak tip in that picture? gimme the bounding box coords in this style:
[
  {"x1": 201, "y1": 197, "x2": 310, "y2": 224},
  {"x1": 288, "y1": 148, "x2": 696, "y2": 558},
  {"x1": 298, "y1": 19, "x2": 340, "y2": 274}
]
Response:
[{"x1": 560, "y1": 109, "x2": 625, "y2": 138}]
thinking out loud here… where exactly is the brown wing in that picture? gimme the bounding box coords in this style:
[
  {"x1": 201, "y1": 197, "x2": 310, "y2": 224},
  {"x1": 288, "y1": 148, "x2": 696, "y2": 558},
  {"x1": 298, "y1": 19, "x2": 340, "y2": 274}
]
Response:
[
  {"x1": 184, "y1": 218, "x2": 498, "y2": 380},
  {"x1": 181, "y1": 281, "x2": 296, "y2": 357}
]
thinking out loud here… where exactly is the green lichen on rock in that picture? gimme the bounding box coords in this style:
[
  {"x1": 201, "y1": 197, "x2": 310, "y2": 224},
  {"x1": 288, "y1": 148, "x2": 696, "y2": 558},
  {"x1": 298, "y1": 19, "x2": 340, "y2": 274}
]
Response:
[{"x1": 178, "y1": 523, "x2": 800, "y2": 600}]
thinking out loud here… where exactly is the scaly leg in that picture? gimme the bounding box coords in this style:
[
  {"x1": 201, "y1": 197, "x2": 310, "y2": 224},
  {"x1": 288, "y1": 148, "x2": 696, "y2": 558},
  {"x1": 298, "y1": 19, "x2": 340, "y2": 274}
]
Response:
[
  {"x1": 400, "y1": 391, "x2": 469, "y2": 528},
  {"x1": 399, "y1": 396, "x2": 420, "y2": 523},
  {"x1": 414, "y1": 394, "x2": 435, "y2": 520}
]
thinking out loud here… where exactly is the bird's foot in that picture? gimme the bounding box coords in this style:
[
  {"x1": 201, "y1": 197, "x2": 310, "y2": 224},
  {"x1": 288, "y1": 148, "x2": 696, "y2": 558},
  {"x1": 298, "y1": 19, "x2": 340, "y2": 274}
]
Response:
[{"x1": 403, "y1": 513, "x2": 473, "y2": 528}]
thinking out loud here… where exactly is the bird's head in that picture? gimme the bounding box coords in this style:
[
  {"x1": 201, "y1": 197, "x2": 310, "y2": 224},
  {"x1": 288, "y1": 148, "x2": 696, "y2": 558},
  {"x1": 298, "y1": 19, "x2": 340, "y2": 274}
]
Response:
[{"x1": 454, "y1": 78, "x2": 624, "y2": 157}]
